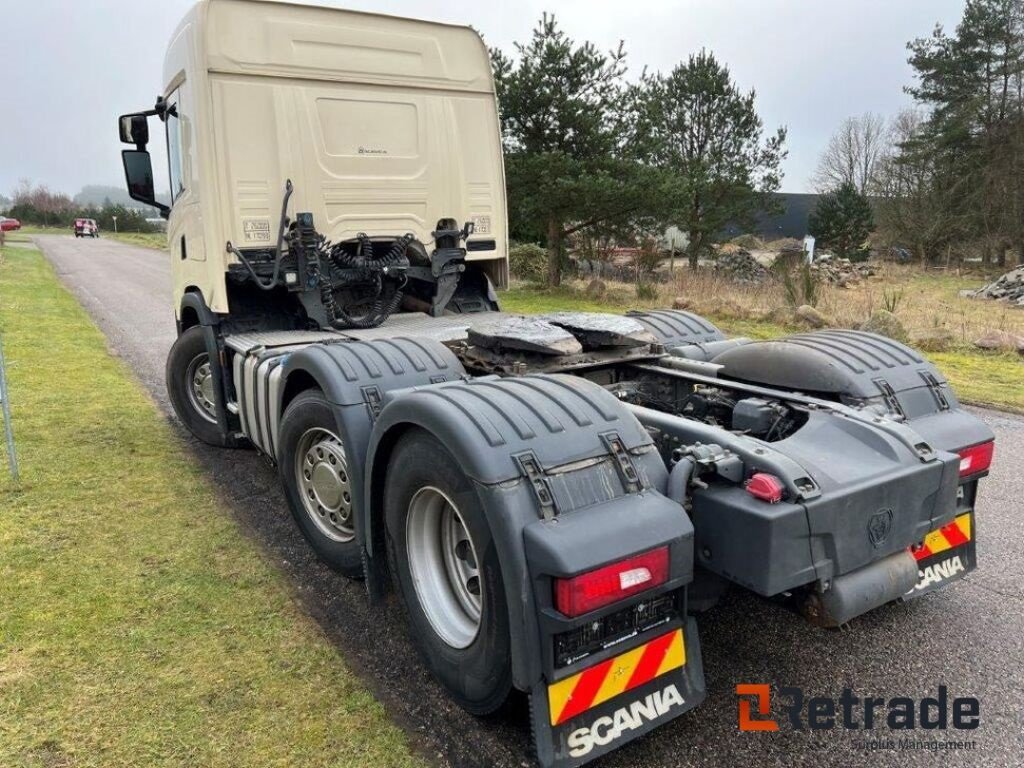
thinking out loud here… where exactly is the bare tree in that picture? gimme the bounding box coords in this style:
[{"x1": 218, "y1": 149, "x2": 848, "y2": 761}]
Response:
[
  {"x1": 812, "y1": 112, "x2": 887, "y2": 194},
  {"x1": 874, "y1": 109, "x2": 972, "y2": 262}
]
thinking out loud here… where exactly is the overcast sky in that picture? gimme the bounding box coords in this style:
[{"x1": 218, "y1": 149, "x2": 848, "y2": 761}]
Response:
[{"x1": 0, "y1": 0, "x2": 965, "y2": 198}]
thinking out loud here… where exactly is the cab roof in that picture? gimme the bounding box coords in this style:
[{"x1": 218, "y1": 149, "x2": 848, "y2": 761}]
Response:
[{"x1": 165, "y1": 0, "x2": 495, "y2": 95}]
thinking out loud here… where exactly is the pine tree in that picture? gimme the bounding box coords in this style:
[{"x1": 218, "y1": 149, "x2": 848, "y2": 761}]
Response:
[
  {"x1": 897, "y1": 0, "x2": 1024, "y2": 264},
  {"x1": 808, "y1": 183, "x2": 874, "y2": 261},
  {"x1": 491, "y1": 16, "x2": 658, "y2": 286},
  {"x1": 632, "y1": 51, "x2": 786, "y2": 269}
]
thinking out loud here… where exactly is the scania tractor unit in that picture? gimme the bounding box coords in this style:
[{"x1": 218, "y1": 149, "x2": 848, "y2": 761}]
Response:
[{"x1": 117, "y1": 2, "x2": 995, "y2": 765}]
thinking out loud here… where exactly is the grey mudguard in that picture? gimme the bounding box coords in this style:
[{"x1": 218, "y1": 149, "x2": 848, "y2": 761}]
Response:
[
  {"x1": 363, "y1": 374, "x2": 696, "y2": 693},
  {"x1": 276, "y1": 337, "x2": 466, "y2": 584},
  {"x1": 626, "y1": 309, "x2": 725, "y2": 348},
  {"x1": 713, "y1": 329, "x2": 965, "y2": 420}
]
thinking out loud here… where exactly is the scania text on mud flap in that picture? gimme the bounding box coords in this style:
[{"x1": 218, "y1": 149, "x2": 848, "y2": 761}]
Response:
[{"x1": 116, "y1": 2, "x2": 994, "y2": 766}]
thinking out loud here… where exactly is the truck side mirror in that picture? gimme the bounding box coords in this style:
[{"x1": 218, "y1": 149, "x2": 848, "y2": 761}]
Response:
[
  {"x1": 122, "y1": 150, "x2": 169, "y2": 218},
  {"x1": 119, "y1": 114, "x2": 150, "y2": 148}
]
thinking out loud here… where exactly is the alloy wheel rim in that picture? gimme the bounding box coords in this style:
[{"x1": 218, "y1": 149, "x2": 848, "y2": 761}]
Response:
[
  {"x1": 185, "y1": 354, "x2": 217, "y2": 423},
  {"x1": 295, "y1": 428, "x2": 354, "y2": 542},
  {"x1": 406, "y1": 486, "x2": 482, "y2": 649}
]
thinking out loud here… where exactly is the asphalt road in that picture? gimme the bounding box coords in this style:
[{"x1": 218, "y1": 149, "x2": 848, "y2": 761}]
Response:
[{"x1": 36, "y1": 233, "x2": 1024, "y2": 767}]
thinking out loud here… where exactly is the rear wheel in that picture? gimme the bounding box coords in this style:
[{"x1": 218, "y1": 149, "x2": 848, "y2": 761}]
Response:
[
  {"x1": 385, "y1": 429, "x2": 512, "y2": 714},
  {"x1": 165, "y1": 326, "x2": 231, "y2": 446},
  {"x1": 278, "y1": 389, "x2": 363, "y2": 578}
]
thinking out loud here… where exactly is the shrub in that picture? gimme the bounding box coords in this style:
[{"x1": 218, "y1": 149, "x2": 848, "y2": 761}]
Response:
[
  {"x1": 882, "y1": 286, "x2": 905, "y2": 314},
  {"x1": 632, "y1": 238, "x2": 664, "y2": 277},
  {"x1": 509, "y1": 242, "x2": 548, "y2": 282},
  {"x1": 779, "y1": 260, "x2": 820, "y2": 308},
  {"x1": 635, "y1": 281, "x2": 658, "y2": 301}
]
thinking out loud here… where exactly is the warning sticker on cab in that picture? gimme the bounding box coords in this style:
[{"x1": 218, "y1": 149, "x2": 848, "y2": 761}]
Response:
[
  {"x1": 471, "y1": 215, "x2": 492, "y2": 235},
  {"x1": 243, "y1": 218, "x2": 272, "y2": 242}
]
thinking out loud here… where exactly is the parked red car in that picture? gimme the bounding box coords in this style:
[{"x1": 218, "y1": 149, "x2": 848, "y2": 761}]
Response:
[
  {"x1": 74, "y1": 218, "x2": 99, "y2": 238},
  {"x1": 0, "y1": 217, "x2": 21, "y2": 231}
]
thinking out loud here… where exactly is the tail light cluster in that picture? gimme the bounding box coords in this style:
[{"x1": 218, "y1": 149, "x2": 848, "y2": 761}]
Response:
[
  {"x1": 958, "y1": 441, "x2": 994, "y2": 478},
  {"x1": 554, "y1": 546, "x2": 669, "y2": 618}
]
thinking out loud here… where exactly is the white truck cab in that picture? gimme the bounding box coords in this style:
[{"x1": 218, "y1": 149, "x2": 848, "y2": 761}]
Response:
[{"x1": 121, "y1": 0, "x2": 507, "y2": 319}]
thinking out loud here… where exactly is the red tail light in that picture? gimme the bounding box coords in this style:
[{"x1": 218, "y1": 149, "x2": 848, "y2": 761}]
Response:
[
  {"x1": 958, "y1": 441, "x2": 994, "y2": 477},
  {"x1": 554, "y1": 546, "x2": 669, "y2": 618},
  {"x1": 746, "y1": 472, "x2": 785, "y2": 503}
]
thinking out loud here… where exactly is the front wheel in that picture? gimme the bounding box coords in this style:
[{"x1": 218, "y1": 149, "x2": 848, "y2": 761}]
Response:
[
  {"x1": 278, "y1": 389, "x2": 363, "y2": 578},
  {"x1": 165, "y1": 326, "x2": 231, "y2": 447},
  {"x1": 385, "y1": 429, "x2": 512, "y2": 714}
]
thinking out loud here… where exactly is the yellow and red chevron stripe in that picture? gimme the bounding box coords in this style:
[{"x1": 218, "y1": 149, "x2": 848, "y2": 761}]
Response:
[
  {"x1": 547, "y1": 628, "x2": 685, "y2": 726},
  {"x1": 914, "y1": 512, "x2": 972, "y2": 561}
]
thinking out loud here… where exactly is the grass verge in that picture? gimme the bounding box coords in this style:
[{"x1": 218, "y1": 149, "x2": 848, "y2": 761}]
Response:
[
  {"x1": 502, "y1": 283, "x2": 1024, "y2": 413},
  {"x1": 0, "y1": 244, "x2": 422, "y2": 768},
  {"x1": 14, "y1": 225, "x2": 167, "y2": 250},
  {"x1": 105, "y1": 231, "x2": 168, "y2": 250}
]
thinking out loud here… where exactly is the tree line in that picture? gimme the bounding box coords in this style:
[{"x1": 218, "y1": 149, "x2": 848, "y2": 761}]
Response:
[
  {"x1": 811, "y1": 0, "x2": 1024, "y2": 267},
  {"x1": 491, "y1": 15, "x2": 786, "y2": 285},
  {"x1": 3, "y1": 180, "x2": 159, "y2": 233}
]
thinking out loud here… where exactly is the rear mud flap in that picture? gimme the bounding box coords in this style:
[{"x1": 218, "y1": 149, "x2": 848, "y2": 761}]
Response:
[
  {"x1": 904, "y1": 510, "x2": 977, "y2": 598},
  {"x1": 529, "y1": 618, "x2": 705, "y2": 768}
]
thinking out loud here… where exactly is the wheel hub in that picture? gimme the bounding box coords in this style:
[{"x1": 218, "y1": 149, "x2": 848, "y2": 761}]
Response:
[
  {"x1": 296, "y1": 429, "x2": 354, "y2": 542},
  {"x1": 185, "y1": 355, "x2": 217, "y2": 423},
  {"x1": 406, "y1": 486, "x2": 482, "y2": 649}
]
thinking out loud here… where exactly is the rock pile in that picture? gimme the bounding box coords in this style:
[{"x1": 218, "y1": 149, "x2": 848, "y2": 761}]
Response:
[
  {"x1": 971, "y1": 266, "x2": 1024, "y2": 305},
  {"x1": 714, "y1": 249, "x2": 771, "y2": 284},
  {"x1": 810, "y1": 256, "x2": 875, "y2": 287}
]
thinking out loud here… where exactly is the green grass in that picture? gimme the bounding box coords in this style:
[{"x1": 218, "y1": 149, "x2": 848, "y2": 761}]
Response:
[
  {"x1": 0, "y1": 244, "x2": 423, "y2": 768},
  {"x1": 12, "y1": 225, "x2": 167, "y2": 250},
  {"x1": 928, "y1": 350, "x2": 1024, "y2": 413},
  {"x1": 106, "y1": 231, "x2": 168, "y2": 250},
  {"x1": 501, "y1": 283, "x2": 1024, "y2": 413}
]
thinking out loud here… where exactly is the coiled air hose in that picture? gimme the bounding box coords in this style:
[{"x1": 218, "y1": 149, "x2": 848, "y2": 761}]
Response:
[{"x1": 318, "y1": 232, "x2": 413, "y2": 329}]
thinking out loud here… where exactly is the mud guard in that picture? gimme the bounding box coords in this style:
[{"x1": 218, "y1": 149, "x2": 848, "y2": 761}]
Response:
[
  {"x1": 530, "y1": 617, "x2": 705, "y2": 768},
  {"x1": 627, "y1": 309, "x2": 725, "y2": 348},
  {"x1": 365, "y1": 374, "x2": 704, "y2": 766},
  {"x1": 276, "y1": 337, "x2": 466, "y2": 597},
  {"x1": 365, "y1": 374, "x2": 674, "y2": 686}
]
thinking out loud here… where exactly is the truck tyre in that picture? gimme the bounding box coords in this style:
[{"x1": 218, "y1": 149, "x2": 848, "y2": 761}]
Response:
[
  {"x1": 278, "y1": 389, "x2": 363, "y2": 578},
  {"x1": 385, "y1": 429, "x2": 512, "y2": 715},
  {"x1": 166, "y1": 326, "x2": 231, "y2": 447}
]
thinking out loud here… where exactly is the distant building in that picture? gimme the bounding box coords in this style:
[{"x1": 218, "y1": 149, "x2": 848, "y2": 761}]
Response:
[
  {"x1": 659, "y1": 193, "x2": 820, "y2": 250},
  {"x1": 721, "y1": 192, "x2": 819, "y2": 240}
]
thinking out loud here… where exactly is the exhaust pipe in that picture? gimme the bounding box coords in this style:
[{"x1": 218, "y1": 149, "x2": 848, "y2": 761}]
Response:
[{"x1": 805, "y1": 550, "x2": 919, "y2": 628}]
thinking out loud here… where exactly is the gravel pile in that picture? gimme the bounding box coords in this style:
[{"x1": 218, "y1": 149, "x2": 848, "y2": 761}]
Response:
[
  {"x1": 810, "y1": 255, "x2": 875, "y2": 286},
  {"x1": 714, "y1": 249, "x2": 771, "y2": 284},
  {"x1": 971, "y1": 266, "x2": 1024, "y2": 305}
]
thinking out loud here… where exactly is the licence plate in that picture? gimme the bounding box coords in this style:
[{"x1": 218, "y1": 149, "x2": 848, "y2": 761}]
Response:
[{"x1": 905, "y1": 510, "x2": 976, "y2": 597}]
